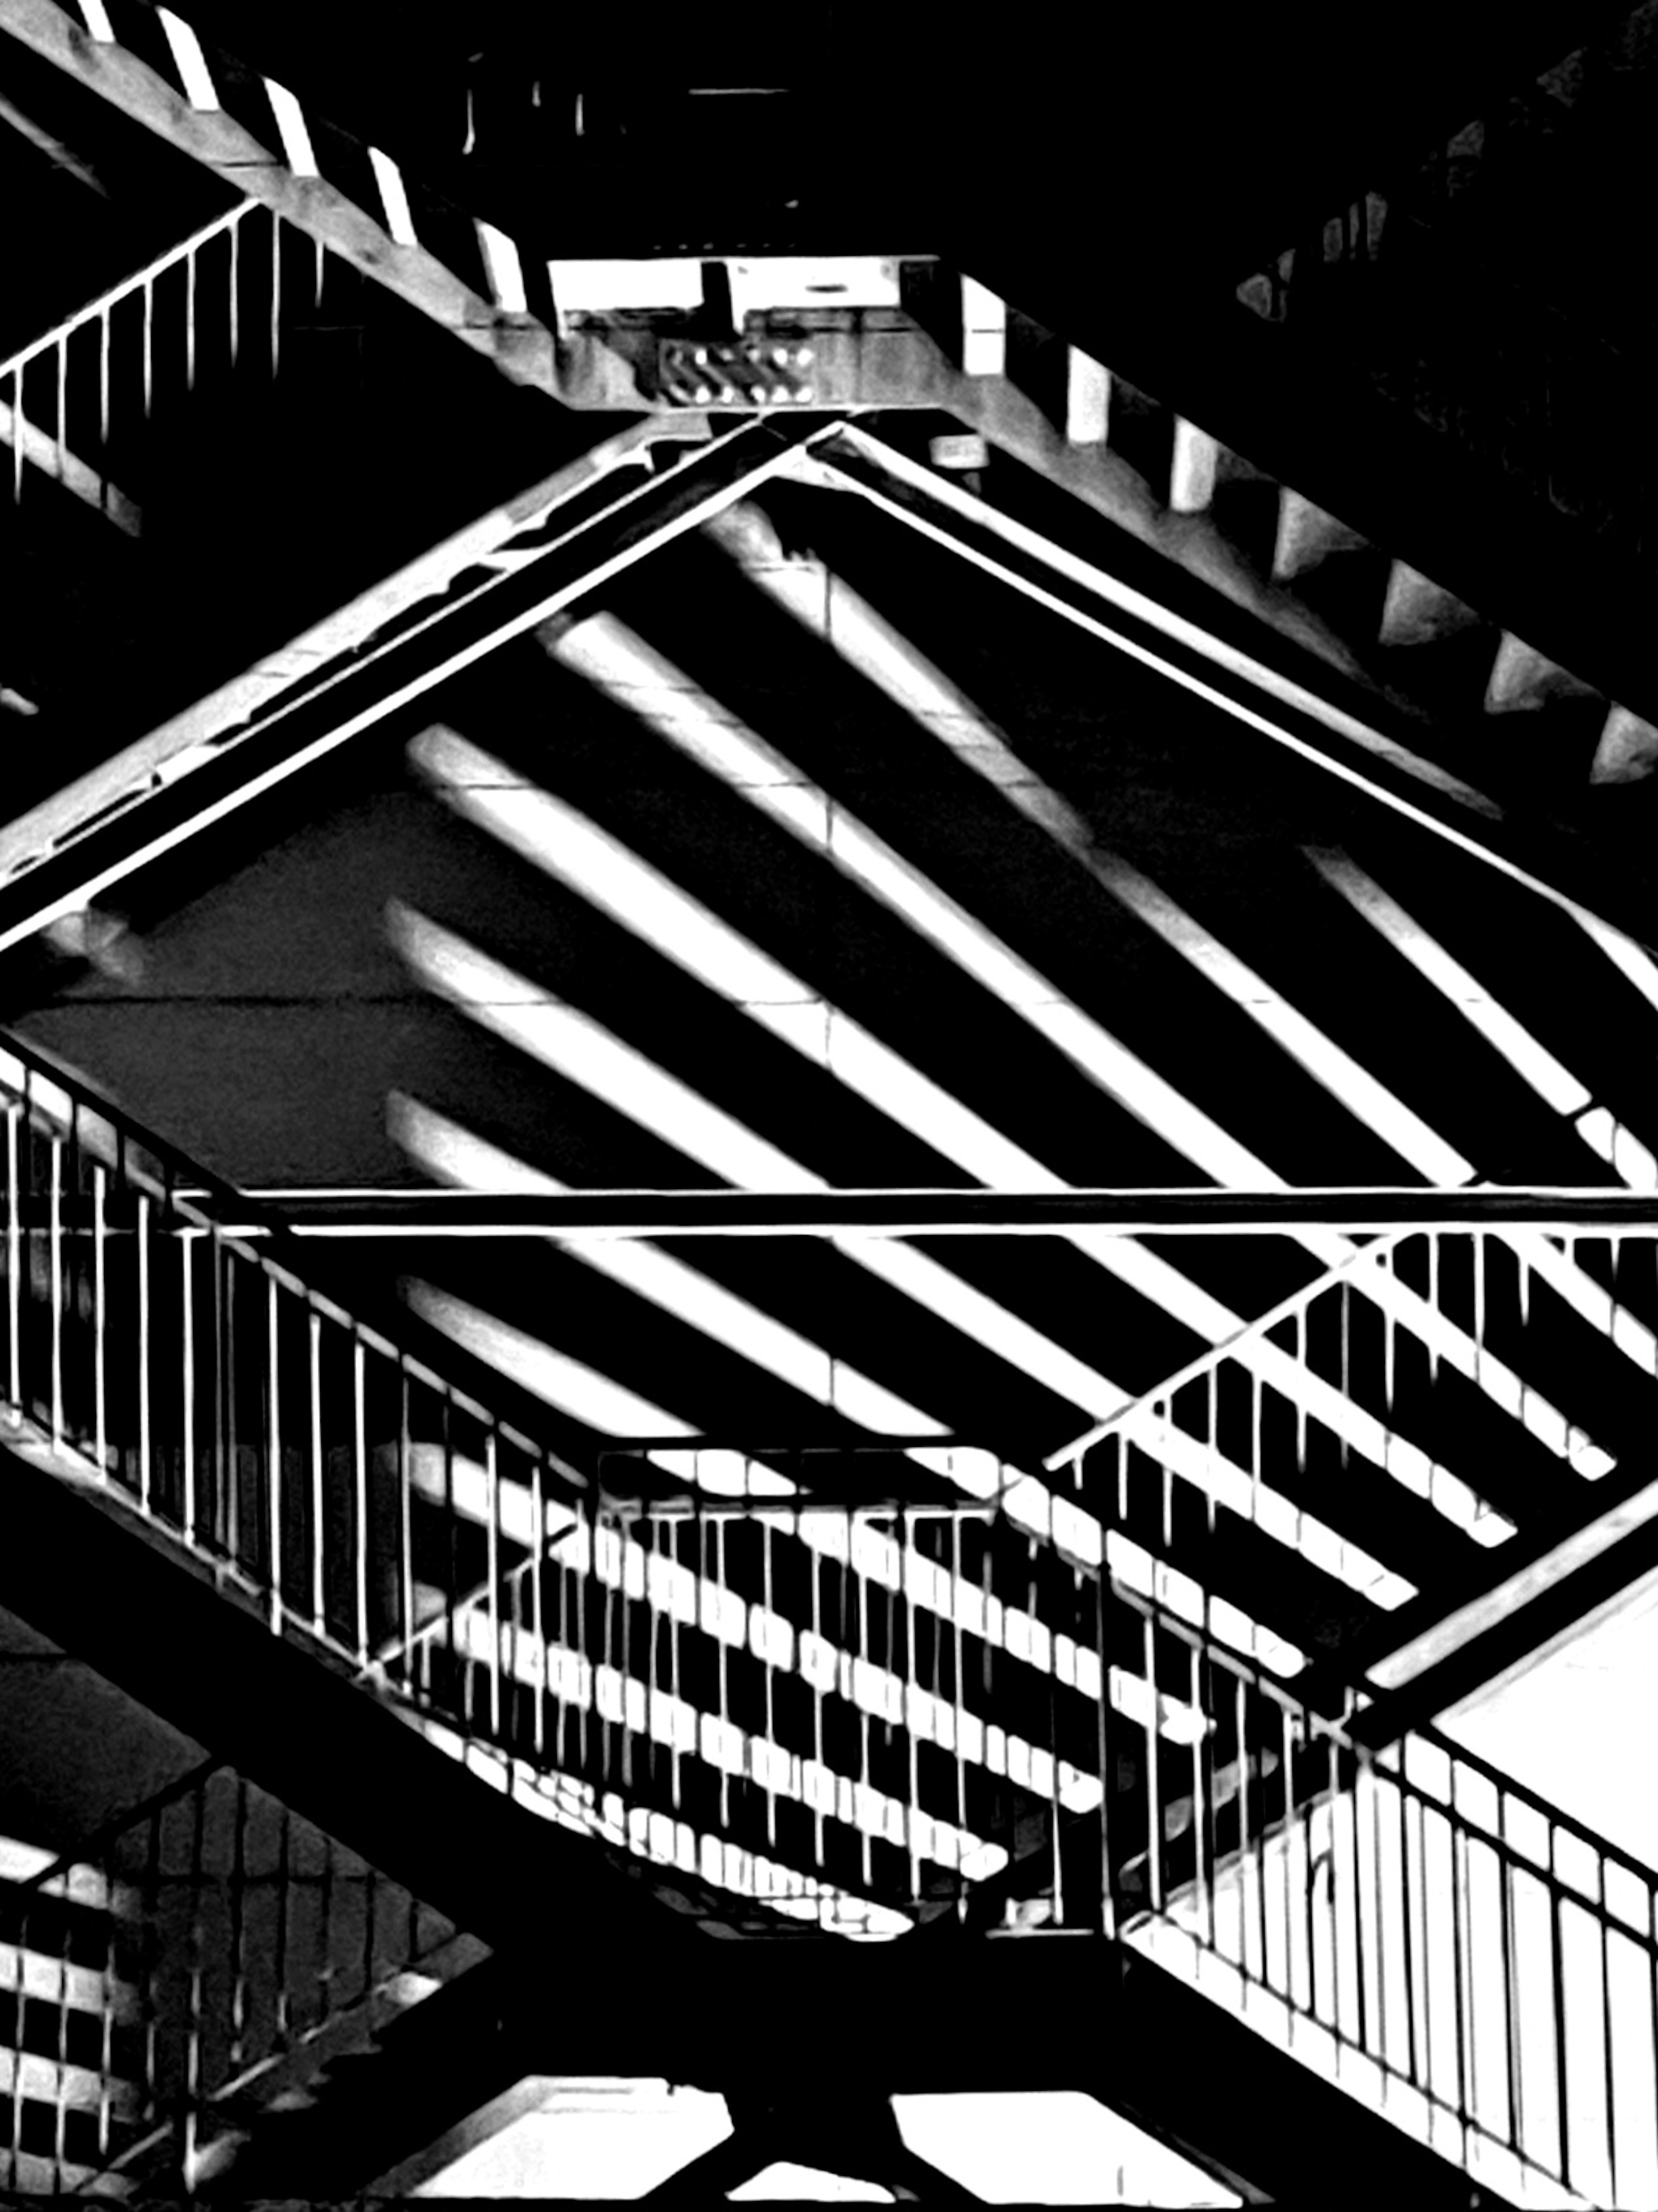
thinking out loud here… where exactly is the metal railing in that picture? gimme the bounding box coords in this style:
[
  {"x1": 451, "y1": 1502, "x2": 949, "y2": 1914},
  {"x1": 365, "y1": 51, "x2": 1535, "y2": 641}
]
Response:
[
  {"x1": 0, "y1": 200, "x2": 323, "y2": 531},
  {"x1": 1111, "y1": 1580, "x2": 1658, "y2": 2211},
  {"x1": 0, "y1": 1757, "x2": 474, "y2": 2199}
]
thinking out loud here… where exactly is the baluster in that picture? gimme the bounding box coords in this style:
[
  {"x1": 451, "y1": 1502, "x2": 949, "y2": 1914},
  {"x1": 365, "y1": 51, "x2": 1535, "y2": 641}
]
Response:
[
  {"x1": 141, "y1": 278, "x2": 153, "y2": 419},
  {"x1": 484, "y1": 1428, "x2": 500, "y2": 1736},
  {"x1": 1599, "y1": 1851, "x2": 1619, "y2": 2209},
  {"x1": 1142, "y1": 1610, "x2": 1163, "y2": 1916},
  {"x1": 307, "y1": 1309, "x2": 323, "y2": 1631},
  {"x1": 1428, "y1": 1232, "x2": 1442, "y2": 1382},
  {"x1": 527, "y1": 1458, "x2": 546, "y2": 1759},
  {"x1": 269, "y1": 211, "x2": 282, "y2": 379},
  {"x1": 10, "y1": 366, "x2": 22, "y2": 505},
  {"x1": 48, "y1": 1131, "x2": 63, "y2": 1453},
  {"x1": 228, "y1": 1775, "x2": 247, "y2": 2079},
  {"x1": 54, "y1": 332, "x2": 67, "y2": 488},
  {"x1": 763, "y1": 1509, "x2": 778, "y2": 1855},
  {"x1": 397, "y1": 1369, "x2": 414, "y2": 1688},
  {"x1": 1190, "y1": 1641, "x2": 1212, "y2": 1955},
  {"x1": 4, "y1": 1104, "x2": 17, "y2": 1423},
  {"x1": 266, "y1": 1277, "x2": 282, "y2": 1631},
  {"x1": 1549, "y1": 1829, "x2": 1572, "y2": 2190},
  {"x1": 272, "y1": 1800, "x2": 291, "y2": 2053},
  {"x1": 180, "y1": 1228, "x2": 195, "y2": 1542},
  {"x1": 351, "y1": 1337, "x2": 367, "y2": 1667},
  {"x1": 953, "y1": 1514, "x2": 969, "y2": 1925},
  {"x1": 228, "y1": 217, "x2": 239, "y2": 369},
  {"x1": 136, "y1": 1190, "x2": 151, "y2": 1507},
  {"x1": 185, "y1": 246, "x2": 196, "y2": 393}
]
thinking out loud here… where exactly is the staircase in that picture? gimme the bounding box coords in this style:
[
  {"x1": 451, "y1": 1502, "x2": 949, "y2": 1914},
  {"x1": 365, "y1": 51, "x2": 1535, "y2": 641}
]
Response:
[{"x1": 0, "y1": 1008, "x2": 1652, "y2": 2199}]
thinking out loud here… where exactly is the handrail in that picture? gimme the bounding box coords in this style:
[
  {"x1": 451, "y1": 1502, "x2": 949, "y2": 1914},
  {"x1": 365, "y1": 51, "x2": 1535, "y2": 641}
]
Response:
[{"x1": 0, "y1": 200, "x2": 255, "y2": 390}]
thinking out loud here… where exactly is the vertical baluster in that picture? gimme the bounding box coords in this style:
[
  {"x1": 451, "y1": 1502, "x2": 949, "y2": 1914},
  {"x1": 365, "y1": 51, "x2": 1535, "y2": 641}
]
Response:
[
  {"x1": 600, "y1": 1511, "x2": 617, "y2": 1792},
  {"x1": 1190, "y1": 1642, "x2": 1212, "y2": 1955},
  {"x1": 272, "y1": 1800, "x2": 291, "y2": 2054},
  {"x1": 136, "y1": 1191, "x2": 151, "y2": 1508},
  {"x1": 809, "y1": 1500, "x2": 826, "y2": 1882},
  {"x1": 1294, "y1": 1307, "x2": 1307, "y2": 1474},
  {"x1": 1428, "y1": 1233, "x2": 1441, "y2": 1382},
  {"x1": 10, "y1": 367, "x2": 22, "y2": 505},
  {"x1": 1599, "y1": 1852, "x2": 1619, "y2": 2209},
  {"x1": 227, "y1": 1775, "x2": 247, "y2": 2079},
  {"x1": 1347, "y1": 1736, "x2": 1367, "y2": 2058},
  {"x1": 228, "y1": 218, "x2": 240, "y2": 368},
  {"x1": 1474, "y1": 1231, "x2": 1485, "y2": 1394},
  {"x1": 397, "y1": 1369, "x2": 414, "y2": 1688},
  {"x1": 307, "y1": 1309, "x2": 323, "y2": 1632},
  {"x1": 269, "y1": 211, "x2": 282, "y2": 378},
  {"x1": 182, "y1": 1785, "x2": 206, "y2": 2188},
  {"x1": 1395, "y1": 1760, "x2": 1422, "y2": 2092},
  {"x1": 763, "y1": 1511, "x2": 778, "y2": 1856},
  {"x1": 1339, "y1": 1282, "x2": 1351, "y2": 1471},
  {"x1": 96, "y1": 1876, "x2": 117, "y2": 2169},
  {"x1": 91, "y1": 1163, "x2": 107, "y2": 1478},
  {"x1": 576, "y1": 1489, "x2": 591, "y2": 1783},
  {"x1": 141, "y1": 279, "x2": 154, "y2": 418},
  {"x1": 715, "y1": 1515, "x2": 731, "y2": 1836},
  {"x1": 1142, "y1": 1609, "x2": 1163, "y2": 1915},
  {"x1": 1383, "y1": 1242, "x2": 1397, "y2": 1411},
  {"x1": 180, "y1": 1228, "x2": 195, "y2": 1542},
  {"x1": 1495, "y1": 1806, "x2": 1522, "y2": 2157},
  {"x1": 54, "y1": 333, "x2": 67, "y2": 488},
  {"x1": 185, "y1": 247, "x2": 196, "y2": 393},
  {"x1": 98, "y1": 305, "x2": 110, "y2": 495},
  {"x1": 314, "y1": 234, "x2": 325, "y2": 311},
  {"x1": 266, "y1": 1278, "x2": 282, "y2": 1631},
  {"x1": 351, "y1": 1338, "x2": 367, "y2": 1667},
  {"x1": 1281, "y1": 1704, "x2": 1300, "y2": 2011},
  {"x1": 3, "y1": 1105, "x2": 16, "y2": 1423},
  {"x1": 1322, "y1": 1731, "x2": 1342, "y2": 2035},
  {"x1": 953, "y1": 1514, "x2": 970, "y2": 1926},
  {"x1": 1158, "y1": 1397, "x2": 1172, "y2": 1551},
  {"x1": 529, "y1": 1455, "x2": 546, "y2": 1761},
  {"x1": 48, "y1": 1131, "x2": 63, "y2": 1452},
  {"x1": 1249, "y1": 1366, "x2": 1262, "y2": 1528},
  {"x1": 484, "y1": 1429, "x2": 501, "y2": 1737},
  {"x1": 54, "y1": 1870, "x2": 71, "y2": 2183},
  {"x1": 1550, "y1": 1832, "x2": 1573, "y2": 2191}
]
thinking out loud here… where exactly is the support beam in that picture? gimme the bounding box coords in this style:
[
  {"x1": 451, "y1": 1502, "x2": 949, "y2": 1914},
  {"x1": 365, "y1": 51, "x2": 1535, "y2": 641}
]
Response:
[{"x1": 0, "y1": 394, "x2": 139, "y2": 531}]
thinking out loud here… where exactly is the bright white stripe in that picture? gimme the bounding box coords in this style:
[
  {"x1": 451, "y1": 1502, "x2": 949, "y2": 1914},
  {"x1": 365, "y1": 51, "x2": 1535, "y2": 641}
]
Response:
[
  {"x1": 404, "y1": 756, "x2": 1052, "y2": 1191},
  {"x1": 1090, "y1": 855, "x2": 1477, "y2": 1185},
  {"x1": 1574, "y1": 1106, "x2": 1658, "y2": 1192},
  {"x1": 407, "y1": 1285, "x2": 695, "y2": 1438},
  {"x1": 0, "y1": 1943, "x2": 136, "y2": 2021},
  {"x1": 393, "y1": 919, "x2": 1396, "y2": 1624},
  {"x1": 409, "y1": 735, "x2": 1503, "y2": 1537},
  {"x1": 368, "y1": 148, "x2": 418, "y2": 247},
  {"x1": 703, "y1": 534, "x2": 1602, "y2": 1491},
  {"x1": 76, "y1": 0, "x2": 115, "y2": 39},
  {"x1": 1574, "y1": 909, "x2": 1658, "y2": 1017},
  {"x1": 477, "y1": 222, "x2": 528, "y2": 313},
  {"x1": 156, "y1": 8, "x2": 219, "y2": 109},
  {"x1": 395, "y1": 1095, "x2": 945, "y2": 1434},
  {"x1": 1309, "y1": 852, "x2": 1593, "y2": 1118},
  {"x1": 263, "y1": 79, "x2": 319, "y2": 178},
  {"x1": 959, "y1": 277, "x2": 1006, "y2": 377}
]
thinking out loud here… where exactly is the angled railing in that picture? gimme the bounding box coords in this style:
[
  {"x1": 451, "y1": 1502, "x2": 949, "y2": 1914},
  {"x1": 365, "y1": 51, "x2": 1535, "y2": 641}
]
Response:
[
  {"x1": 0, "y1": 1755, "x2": 480, "y2": 2199},
  {"x1": 1110, "y1": 1578, "x2": 1658, "y2": 2212},
  {"x1": 0, "y1": 196, "x2": 319, "y2": 532}
]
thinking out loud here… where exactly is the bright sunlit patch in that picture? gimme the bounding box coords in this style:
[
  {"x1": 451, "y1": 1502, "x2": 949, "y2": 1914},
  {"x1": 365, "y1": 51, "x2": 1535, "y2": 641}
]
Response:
[
  {"x1": 1094, "y1": 853, "x2": 1477, "y2": 1184},
  {"x1": 155, "y1": 8, "x2": 218, "y2": 108},
  {"x1": 393, "y1": 1095, "x2": 944, "y2": 1435},
  {"x1": 893, "y1": 2091, "x2": 1242, "y2": 2207},
  {"x1": 1574, "y1": 1106, "x2": 1658, "y2": 1192},
  {"x1": 263, "y1": 79, "x2": 319, "y2": 177},
  {"x1": 1310, "y1": 851, "x2": 1594, "y2": 1118},
  {"x1": 404, "y1": 1283, "x2": 694, "y2": 1438},
  {"x1": 368, "y1": 148, "x2": 418, "y2": 246}
]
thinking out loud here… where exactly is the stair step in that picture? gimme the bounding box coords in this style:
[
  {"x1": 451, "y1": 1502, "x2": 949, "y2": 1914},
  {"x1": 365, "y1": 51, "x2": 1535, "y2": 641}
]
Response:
[
  {"x1": 1168, "y1": 419, "x2": 1222, "y2": 513},
  {"x1": 1270, "y1": 489, "x2": 1371, "y2": 583},
  {"x1": 1377, "y1": 561, "x2": 1483, "y2": 646},
  {"x1": 1484, "y1": 632, "x2": 1602, "y2": 714},
  {"x1": 1589, "y1": 703, "x2": 1658, "y2": 785}
]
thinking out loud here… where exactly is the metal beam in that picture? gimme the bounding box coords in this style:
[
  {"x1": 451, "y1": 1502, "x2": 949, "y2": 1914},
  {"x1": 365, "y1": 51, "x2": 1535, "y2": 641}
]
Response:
[{"x1": 134, "y1": 1187, "x2": 1658, "y2": 1235}]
